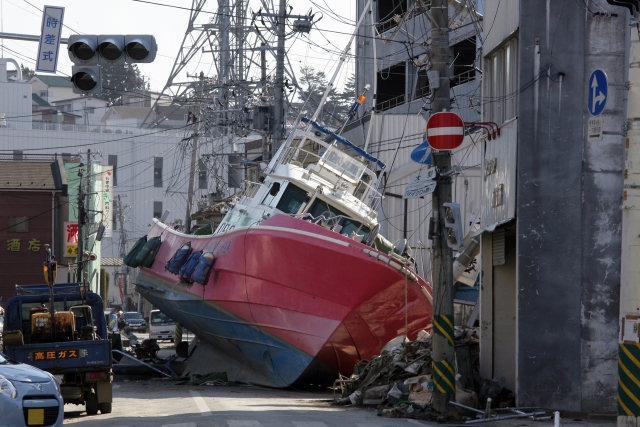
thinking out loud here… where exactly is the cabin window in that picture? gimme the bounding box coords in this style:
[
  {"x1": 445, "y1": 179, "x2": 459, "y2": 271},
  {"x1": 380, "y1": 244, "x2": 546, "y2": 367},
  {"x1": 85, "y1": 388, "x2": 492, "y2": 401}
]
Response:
[
  {"x1": 307, "y1": 199, "x2": 371, "y2": 239},
  {"x1": 276, "y1": 183, "x2": 308, "y2": 214}
]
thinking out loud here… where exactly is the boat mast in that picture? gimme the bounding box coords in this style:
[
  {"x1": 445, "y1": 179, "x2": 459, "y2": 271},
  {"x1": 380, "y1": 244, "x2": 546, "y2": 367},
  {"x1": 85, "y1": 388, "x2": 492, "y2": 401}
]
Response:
[
  {"x1": 185, "y1": 72, "x2": 204, "y2": 234},
  {"x1": 309, "y1": 0, "x2": 373, "y2": 123}
]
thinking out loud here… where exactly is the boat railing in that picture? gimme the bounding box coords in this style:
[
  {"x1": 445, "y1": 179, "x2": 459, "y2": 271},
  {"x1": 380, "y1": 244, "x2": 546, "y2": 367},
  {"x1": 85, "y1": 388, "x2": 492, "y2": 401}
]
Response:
[
  {"x1": 238, "y1": 180, "x2": 262, "y2": 205},
  {"x1": 296, "y1": 212, "x2": 370, "y2": 243}
]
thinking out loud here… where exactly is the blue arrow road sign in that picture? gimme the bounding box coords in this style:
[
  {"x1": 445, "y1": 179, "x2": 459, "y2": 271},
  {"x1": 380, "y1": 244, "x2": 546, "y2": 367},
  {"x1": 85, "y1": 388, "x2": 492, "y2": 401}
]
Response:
[{"x1": 588, "y1": 69, "x2": 608, "y2": 117}]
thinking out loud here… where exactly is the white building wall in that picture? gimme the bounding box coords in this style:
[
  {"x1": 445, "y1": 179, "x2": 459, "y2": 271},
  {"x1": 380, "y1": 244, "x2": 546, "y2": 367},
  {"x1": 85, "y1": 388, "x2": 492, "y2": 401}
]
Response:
[
  {"x1": 0, "y1": 127, "x2": 188, "y2": 258},
  {"x1": 0, "y1": 80, "x2": 32, "y2": 129}
]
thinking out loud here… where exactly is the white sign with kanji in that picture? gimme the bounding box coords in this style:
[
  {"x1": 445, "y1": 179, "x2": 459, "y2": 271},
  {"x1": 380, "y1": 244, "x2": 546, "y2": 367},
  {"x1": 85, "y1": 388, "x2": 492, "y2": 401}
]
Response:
[
  {"x1": 102, "y1": 166, "x2": 113, "y2": 238},
  {"x1": 36, "y1": 6, "x2": 65, "y2": 73}
]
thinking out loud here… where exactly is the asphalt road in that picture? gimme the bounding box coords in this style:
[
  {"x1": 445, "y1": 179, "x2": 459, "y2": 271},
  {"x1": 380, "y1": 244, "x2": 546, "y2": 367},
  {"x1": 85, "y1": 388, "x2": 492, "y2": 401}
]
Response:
[
  {"x1": 62, "y1": 379, "x2": 427, "y2": 427},
  {"x1": 61, "y1": 379, "x2": 619, "y2": 427}
]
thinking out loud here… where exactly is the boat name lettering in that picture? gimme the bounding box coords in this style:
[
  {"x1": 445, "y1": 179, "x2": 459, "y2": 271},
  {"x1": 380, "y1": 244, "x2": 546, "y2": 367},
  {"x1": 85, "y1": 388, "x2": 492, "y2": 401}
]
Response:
[{"x1": 216, "y1": 223, "x2": 236, "y2": 234}]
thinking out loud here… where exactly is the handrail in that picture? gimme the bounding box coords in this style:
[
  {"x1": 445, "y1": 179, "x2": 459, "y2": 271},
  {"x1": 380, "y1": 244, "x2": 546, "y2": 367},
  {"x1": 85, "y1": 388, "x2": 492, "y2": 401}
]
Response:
[{"x1": 111, "y1": 350, "x2": 172, "y2": 377}]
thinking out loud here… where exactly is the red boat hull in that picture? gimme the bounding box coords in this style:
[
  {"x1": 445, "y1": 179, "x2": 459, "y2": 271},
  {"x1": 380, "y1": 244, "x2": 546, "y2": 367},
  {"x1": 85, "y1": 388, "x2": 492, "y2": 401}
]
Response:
[{"x1": 136, "y1": 214, "x2": 432, "y2": 387}]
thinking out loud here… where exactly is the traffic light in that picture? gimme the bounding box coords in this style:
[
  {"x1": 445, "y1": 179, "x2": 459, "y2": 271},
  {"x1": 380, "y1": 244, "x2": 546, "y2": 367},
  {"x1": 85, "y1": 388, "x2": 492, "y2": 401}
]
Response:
[
  {"x1": 71, "y1": 66, "x2": 101, "y2": 95},
  {"x1": 124, "y1": 35, "x2": 157, "y2": 63},
  {"x1": 442, "y1": 202, "x2": 464, "y2": 250},
  {"x1": 68, "y1": 34, "x2": 157, "y2": 94},
  {"x1": 83, "y1": 251, "x2": 98, "y2": 261},
  {"x1": 43, "y1": 261, "x2": 57, "y2": 286}
]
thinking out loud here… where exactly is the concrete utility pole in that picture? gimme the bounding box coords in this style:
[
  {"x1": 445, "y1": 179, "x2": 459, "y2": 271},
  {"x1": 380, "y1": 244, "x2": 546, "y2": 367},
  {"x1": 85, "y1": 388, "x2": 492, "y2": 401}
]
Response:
[
  {"x1": 117, "y1": 195, "x2": 129, "y2": 311},
  {"x1": 83, "y1": 150, "x2": 92, "y2": 290},
  {"x1": 75, "y1": 163, "x2": 85, "y2": 283},
  {"x1": 616, "y1": 2, "x2": 640, "y2": 422},
  {"x1": 185, "y1": 72, "x2": 204, "y2": 234},
  {"x1": 430, "y1": 0, "x2": 455, "y2": 413},
  {"x1": 273, "y1": 0, "x2": 286, "y2": 150}
]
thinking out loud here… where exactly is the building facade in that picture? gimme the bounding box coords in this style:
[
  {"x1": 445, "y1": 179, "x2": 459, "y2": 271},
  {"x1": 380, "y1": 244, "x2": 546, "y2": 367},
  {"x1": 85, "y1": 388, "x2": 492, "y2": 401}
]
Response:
[
  {"x1": 0, "y1": 158, "x2": 67, "y2": 302},
  {"x1": 479, "y1": 1, "x2": 629, "y2": 412}
]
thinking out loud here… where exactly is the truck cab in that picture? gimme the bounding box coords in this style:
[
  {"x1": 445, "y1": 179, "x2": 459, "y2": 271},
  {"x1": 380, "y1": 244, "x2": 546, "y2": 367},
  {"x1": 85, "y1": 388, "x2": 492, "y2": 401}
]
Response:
[
  {"x1": 1, "y1": 284, "x2": 113, "y2": 415},
  {"x1": 149, "y1": 309, "x2": 176, "y2": 341}
]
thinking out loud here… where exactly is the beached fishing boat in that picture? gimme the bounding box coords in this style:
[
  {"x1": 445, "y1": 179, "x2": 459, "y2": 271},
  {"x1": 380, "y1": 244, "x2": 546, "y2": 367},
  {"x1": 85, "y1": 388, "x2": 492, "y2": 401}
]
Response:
[
  {"x1": 132, "y1": 0, "x2": 432, "y2": 387},
  {"x1": 133, "y1": 121, "x2": 433, "y2": 387}
]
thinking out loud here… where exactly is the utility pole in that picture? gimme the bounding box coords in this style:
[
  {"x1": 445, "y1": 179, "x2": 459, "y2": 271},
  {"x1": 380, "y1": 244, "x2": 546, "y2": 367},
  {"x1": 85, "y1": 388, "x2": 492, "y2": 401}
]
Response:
[
  {"x1": 273, "y1": 0, "x2": 286, "y2": 150},
  {"x1": 430, "y1": 0, "x2": 455, "y2": 413},
  {"x1": 117, "y1": 195, "x2": 129, "y2": 311},
  {"x1": 75, "y1": 163, "x2": 84, "y2": 283},
  {"x1": 185, "y1": 72, "x2": 204, "y2": 234},
  {"x1": 83, "y1": 150, "x2": 92, "y2": 291}
]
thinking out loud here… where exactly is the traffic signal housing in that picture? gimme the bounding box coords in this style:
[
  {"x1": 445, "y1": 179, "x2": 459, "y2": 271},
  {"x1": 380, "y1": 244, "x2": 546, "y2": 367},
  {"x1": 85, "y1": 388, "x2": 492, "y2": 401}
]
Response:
[
  {"x1": 68, "y1": 34, "x2": 157, "y2": 93},
  {"x1": 71, "y1": 65, "x2": 101, "y2": 95},
  {"x1": 442, "y1": 202, "x2": 464, "y2": 250},
  {"x1": 124, "y1": 35, "x2": 157, "y2": 63},
  {"x1": 43, "y1": 261, "x2": 57, "y2": 286},
  {"x1": 98, "y1": 35, "x2": 126, "y2": 64},
  {"x1": 68, "y1": 35, "x2": 98, "y2": 64}
]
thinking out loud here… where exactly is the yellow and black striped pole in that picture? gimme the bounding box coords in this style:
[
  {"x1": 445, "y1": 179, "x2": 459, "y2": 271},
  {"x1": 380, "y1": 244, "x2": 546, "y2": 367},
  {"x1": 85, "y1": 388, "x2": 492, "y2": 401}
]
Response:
[
  {"x1": 618, "y1": 343, "x2": 640, "y2": 415},
  {"x1": 432, "y1": 314, "x2": 456, "y2": 395}
]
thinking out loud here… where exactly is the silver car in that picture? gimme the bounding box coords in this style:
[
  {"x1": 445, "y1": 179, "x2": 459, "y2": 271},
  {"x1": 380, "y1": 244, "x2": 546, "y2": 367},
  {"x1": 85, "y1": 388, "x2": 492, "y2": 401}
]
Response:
[{"x1": 0, "y1": 351, "x2": 64, "y2": 427}]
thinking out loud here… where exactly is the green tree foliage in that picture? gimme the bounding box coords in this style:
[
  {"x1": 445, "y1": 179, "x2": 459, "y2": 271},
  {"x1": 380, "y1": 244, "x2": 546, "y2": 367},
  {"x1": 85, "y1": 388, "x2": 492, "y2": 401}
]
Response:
[
  {"x1": 20, "y1": 64, "x2": 35, "y2": 81},
  {"x1": 297, "y1": 66, "x2": 349, "y2": 126},
  {"x1": 96, "y1": 63, "x2": 147, "y2": 105}
]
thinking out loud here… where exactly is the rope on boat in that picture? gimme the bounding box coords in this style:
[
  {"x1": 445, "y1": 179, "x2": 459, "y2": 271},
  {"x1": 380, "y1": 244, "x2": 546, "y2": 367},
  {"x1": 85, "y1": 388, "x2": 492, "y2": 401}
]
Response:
[{"x1": 355, "y1": 247, "x2": 419, "y2": 282}]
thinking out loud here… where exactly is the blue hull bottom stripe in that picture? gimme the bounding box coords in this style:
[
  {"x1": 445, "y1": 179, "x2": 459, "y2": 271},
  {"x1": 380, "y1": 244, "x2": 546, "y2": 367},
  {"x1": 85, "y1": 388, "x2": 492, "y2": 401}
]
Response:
[{"x1": 137, "y1": 272, "x2": 317, "y2": 387}]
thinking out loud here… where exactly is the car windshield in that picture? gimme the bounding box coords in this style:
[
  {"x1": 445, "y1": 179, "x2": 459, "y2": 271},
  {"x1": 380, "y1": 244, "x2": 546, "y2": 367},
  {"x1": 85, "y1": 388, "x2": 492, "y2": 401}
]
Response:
[
  {"x1": 123, "y1": 312, "x2": 143, "y2": 320},
  {"x1": 151, "y1": 311, "x2": 175, "y2": 325},
  {"x1": 0, "y1": 352, "x2": 17, "y2": 365}
]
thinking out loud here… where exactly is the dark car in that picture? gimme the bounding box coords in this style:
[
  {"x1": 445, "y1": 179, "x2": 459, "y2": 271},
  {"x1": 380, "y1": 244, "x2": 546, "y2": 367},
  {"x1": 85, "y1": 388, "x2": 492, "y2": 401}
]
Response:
[{"x1": 120, "y1": 312, "x2": 147, "y2": 332}]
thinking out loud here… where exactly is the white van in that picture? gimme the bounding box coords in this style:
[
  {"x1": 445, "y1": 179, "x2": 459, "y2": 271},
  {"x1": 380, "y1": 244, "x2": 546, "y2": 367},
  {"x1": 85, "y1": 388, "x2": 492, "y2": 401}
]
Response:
[{"x1": 149, "y1": 309, "x2": 176, "y2": 341}]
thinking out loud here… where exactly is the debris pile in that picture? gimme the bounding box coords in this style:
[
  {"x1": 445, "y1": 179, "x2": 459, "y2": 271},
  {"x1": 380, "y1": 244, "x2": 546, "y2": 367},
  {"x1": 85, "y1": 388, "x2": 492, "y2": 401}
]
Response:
[{"x1": 334, "y1": 327, "x2": 505, "y2": 421}]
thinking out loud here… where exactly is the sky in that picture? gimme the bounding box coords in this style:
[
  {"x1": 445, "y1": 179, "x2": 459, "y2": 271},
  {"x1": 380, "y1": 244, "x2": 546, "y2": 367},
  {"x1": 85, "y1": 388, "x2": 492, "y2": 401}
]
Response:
[{"x1": 0, "y1": 0, "x2": 357, "y2": 96}]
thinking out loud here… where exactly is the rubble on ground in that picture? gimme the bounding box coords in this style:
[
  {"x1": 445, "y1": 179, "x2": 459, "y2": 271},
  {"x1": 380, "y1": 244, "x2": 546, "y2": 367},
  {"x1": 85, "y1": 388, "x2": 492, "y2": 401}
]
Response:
[{"x1": 333, "y1": 327, "x2": 517, "y2": 421}]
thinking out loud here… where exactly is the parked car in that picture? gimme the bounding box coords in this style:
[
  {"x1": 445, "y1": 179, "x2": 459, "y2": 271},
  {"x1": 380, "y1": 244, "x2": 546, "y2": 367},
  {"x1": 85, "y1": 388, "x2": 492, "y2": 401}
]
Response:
[
  {"x1": 120, "y1": 312, "x2": 147, "y2": 332},
  {"x1": 0, "y1": 351, "x2": 64, "y2": 427}
]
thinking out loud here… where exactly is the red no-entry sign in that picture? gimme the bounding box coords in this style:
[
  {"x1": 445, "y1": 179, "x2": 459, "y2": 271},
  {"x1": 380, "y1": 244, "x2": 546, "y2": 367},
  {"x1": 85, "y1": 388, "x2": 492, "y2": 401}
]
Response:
[{"x1": 426, "y1": 112, "x2": 465, "y2": 150}]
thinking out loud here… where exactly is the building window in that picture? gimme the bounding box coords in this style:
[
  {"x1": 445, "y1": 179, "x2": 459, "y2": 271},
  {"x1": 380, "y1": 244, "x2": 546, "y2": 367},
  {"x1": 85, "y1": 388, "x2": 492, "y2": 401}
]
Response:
[
  {"x1": 377, "y1": 0, "x2": 407, "y2": 33},
  {"x1": 154, "y1": 157, "x2": 163, "y2": 188},
  {"x1": 198, "y1": 159, "x2": 207, "y2": 190},
  {"x1": 108, "y1": 155, "x2": 118, "y2": 186},
  {"x1": 39, "y1": 91, "x2": 48, "y2": 97},
  {"x1": 228, "y1": 155, "x2": 243, "y2": 188},
  {"x1": 88, "y1": 107, "x2": 96, "y2": 114},
  {"x1": 13, "y1": 150, "x2": 23, "y2": 160},
  {"x1": 451, "y1": 38, "x2": 477, "y2": 88},
  {"x1": 413, "y1": 68, "x2": 430, "y2": 100},
  {"x1": 485, "y1": 36, "x2": 519, "y2": 125},
  {"x1": 153, "y1": 201, "x2": 163, "y2": 219},
  {"x1": 376, "y1": 63, "x2": 406, "y2": 111},
  {"x1": 8, "y1": 216, "x2": 29, "y2": 232}
]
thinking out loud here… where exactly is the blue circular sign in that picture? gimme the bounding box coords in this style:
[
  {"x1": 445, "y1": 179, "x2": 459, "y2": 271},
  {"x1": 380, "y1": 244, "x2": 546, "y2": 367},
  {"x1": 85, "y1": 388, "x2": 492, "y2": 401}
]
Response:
[{"x1": 588, "y1": 69, "x2": 608, "y2": 117}]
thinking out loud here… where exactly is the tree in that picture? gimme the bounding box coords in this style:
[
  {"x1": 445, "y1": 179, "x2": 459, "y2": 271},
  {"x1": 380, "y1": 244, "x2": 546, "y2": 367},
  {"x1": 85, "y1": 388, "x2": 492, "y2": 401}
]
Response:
[
  {"x1": 20, "y1": 64, "x2": 35, "y2": 81},
  {"x1": 96, "y1": 63, "x2": 147, "y2": 105},
  {"x1": 297, "y1": 66, "x2": 344, "y2": 126}
]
